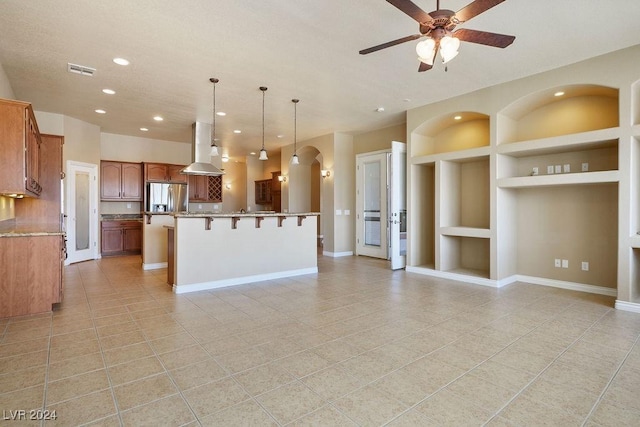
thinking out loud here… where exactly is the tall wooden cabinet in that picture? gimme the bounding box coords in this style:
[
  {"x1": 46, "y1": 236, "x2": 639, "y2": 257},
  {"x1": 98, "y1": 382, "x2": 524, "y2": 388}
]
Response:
[
  {"x1": 0, "y1": 98, "x2": 42, "y2": 197},
  {"x1": 3, "y1": 133, "x2": 65, "y2": 318}
]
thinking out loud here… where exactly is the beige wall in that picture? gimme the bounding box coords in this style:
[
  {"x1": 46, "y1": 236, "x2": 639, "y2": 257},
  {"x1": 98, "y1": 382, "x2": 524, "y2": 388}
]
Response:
[
  {"x1": 100, "y1": 133, "x2": 191, "y2": 164},
  {"x1": 219, "y1": 160, "x2": 247, "y2": 213},
  {"x1": 353, "y1": 123, "x2": 405, "y2": 155},
  {"x1": 0, "y1": 62, "x2": 14, "y2": 100}
]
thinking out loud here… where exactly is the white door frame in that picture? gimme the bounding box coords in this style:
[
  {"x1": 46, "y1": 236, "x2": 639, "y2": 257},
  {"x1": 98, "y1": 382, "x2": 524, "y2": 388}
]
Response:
[
  {"x1": 66, "y1": 160, "x2": 99, "y2": 265},
  {"x1": 356, "y1": 151, "x2": 389, "y2": 259},
  {"x1": 390, "y1": 141, "x2": 407, "y2": 270}
]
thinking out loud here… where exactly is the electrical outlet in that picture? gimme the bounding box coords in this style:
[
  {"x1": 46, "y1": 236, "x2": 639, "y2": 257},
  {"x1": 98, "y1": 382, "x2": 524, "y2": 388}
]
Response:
[
  {"x1": 562, "y1": 259, "x2": 569, "y2": 268},
  {"x1": 555, "y1": 165, "x2": 562, "y2": 174},
  {"x1": 582, "y1": 261, "x2": 589, "y2": 271},
  {"x1": 126, "y1": 203, "x2": 131, "y2": 209},
  {"x1": 532, "y1": 167, "x2": 539, "y2": 176},
  {"x1": 554, "y1": 259, "x2": 561, "y2": 268},
  {"x1": 336, "y1": 209, "x2": 342, "y2": 216},
  {"x1": 563, "y1": 164, "x2": 571, "y2": 173},
  {"x1": 582, "y1": 162, "x2": 589, "y2": 172},
  {"x1": 198, "y1": 204, "x2": 202, "y2": 209},
  {"x1": 547, "y1": 166, "x2": 555, "y2": 175},
  {"x1": 344, "y1": 210, "x2": 350, "y2": 215}
]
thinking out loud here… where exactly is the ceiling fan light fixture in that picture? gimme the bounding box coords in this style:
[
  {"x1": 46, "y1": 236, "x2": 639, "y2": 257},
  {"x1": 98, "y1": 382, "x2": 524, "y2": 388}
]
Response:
[
  {"x1": 440, "y1": 35, "x2": 460, "y2": 63},
  {"x1": 416, "y1": 38, "x2": 436, "y2": 62}
]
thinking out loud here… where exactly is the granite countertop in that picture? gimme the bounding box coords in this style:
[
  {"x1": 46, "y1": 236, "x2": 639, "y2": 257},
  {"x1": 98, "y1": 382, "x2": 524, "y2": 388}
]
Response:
[
  {"x1": 174, "y1": 212, "x2": 320, "y2": 218},
  {"x1": 0, "y1": 221, "x2": 64, "y2": 238},
  {"x1": 101, "y1": 214, "x2": 143, "y2": 222}
]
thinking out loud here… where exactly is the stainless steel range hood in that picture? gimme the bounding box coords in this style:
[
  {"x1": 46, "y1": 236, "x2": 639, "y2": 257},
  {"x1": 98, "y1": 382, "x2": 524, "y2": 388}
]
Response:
[{"x1": 180, "y1": 122, "x2": 224, "y2": 176}]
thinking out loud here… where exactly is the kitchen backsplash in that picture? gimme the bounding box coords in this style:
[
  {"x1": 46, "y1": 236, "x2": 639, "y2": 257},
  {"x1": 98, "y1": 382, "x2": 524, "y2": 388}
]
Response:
[{"x1": 100, "y1": 201, "x2": 142, "y2": 214}]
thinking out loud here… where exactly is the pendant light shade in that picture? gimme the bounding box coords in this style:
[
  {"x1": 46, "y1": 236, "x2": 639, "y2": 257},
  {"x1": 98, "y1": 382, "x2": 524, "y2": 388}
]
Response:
[
  {"x1": 259, "y1": 86, "x2": 268, "y2": 161},
  {"x1": 291, "y1": 98, "x2": 300, "y2": 165},
  {"x1": 209, "y1": 78, "x2": 220, "y2": 157}
]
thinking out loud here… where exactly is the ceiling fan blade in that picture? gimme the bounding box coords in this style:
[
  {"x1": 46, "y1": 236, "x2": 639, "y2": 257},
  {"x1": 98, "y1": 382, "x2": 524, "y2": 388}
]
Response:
[
  {"x1": 455, "y1": 0, "x2": 506, "y2": 23},
  {"x1": 418, "y1": 61, "x2": 432, "y2": 72},
  {"x1": 386, "y1": 0, "x2": 434, "y2": 25},
  {"x1": 359, "y1": 34, "x2": 421, "y2": 55},
  {"x1": 454, "y1": 28, "x2": 515, "y2": 48}
]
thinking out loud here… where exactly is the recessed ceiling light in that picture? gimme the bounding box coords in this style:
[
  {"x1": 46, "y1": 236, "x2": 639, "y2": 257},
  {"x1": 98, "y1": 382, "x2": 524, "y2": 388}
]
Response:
[
  {"x1": 95, "y1": 109, "x2": 106, "y2": 114},
  {"x1": 153, "y1": 116, "x2": 163, "y2": 121},
  {"x1": 277, "y1": 134, "x2": 285, "y2": 139},
  {"x1": 403, "y1": 98, "x2": 411, "y2": 103},
  {"x1": 113, "y1": 57, "x2": 129, "y2": 66},
  {"x1": 250, "y1": 152, "x2": 256, "y2": 155},
  {"x1": 140, "y1": 127, "x2": 149, "y2": 132},
  {"x1": 102, "y1": 88, "x2": 116, "y2": 95},
  {"x1": 454, "y1": 115, "x2": 462, "y2": 120},
  {"x1": 554, "y1": 91, "x2": 565, "y2": 97},
  {"x1": 376, "y1": 107, "x2": 385, "y2": 113},
  {"x1": 233, "y1": 130, "x2": 241, "y2": 134},
  {"x1": 216, "y1": 112, "x2": 226, "y2": 116}
]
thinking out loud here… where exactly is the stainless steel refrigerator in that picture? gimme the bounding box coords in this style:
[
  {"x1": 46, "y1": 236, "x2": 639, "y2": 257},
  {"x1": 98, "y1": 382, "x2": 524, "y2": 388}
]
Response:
[{"x1": 147, "y1": 183, "x2": 188, "y2": 213}]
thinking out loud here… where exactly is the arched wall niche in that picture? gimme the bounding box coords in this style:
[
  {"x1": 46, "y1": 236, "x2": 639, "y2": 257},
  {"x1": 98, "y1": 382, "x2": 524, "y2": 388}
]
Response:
[
  {"x1": 411, "y1": 111, "x2": 490, "y2": 157},
  {"x1": 497, "y1": 84, "x2": 619, "y2": 144}
]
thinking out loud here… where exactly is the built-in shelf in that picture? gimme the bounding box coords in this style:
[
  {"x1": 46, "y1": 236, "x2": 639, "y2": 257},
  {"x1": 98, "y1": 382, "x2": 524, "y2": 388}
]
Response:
[
  {"x1": 630, "y1": 235, "x2": 640, "y2": 249},
  {"x1": 411, "y1": 112, "x2": 490, "y2": 158},
  {"x1": 440, "y1": 226, "x2": 491, "y2": 239},
  {"x1": 412, "y1": 146, "x2": 491, "y2": 165},
  {"x1": 444, "y1": 267, "x2": 490, "y2": 279},
  {"x1": 498, "y1": 170, "x2": 619, "y2": 188},
  {"x1": 632, "y1": 124, "x2": 640, "y2": 137},
  {"x1": 497, "y1": 128, "x2": 620, "y2": 156}
]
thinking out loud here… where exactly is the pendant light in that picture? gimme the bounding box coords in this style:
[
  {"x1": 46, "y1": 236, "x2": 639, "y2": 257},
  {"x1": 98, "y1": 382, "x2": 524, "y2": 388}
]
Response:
[
  {"x1": 209, "y1": 78, "x2": 219, "y2": 157},
  {"x1": 258, "y1": 86, "x2": 268, "y2": 161},
  {"x1": 291, "y1": 99, "x2": 300, "y2": 165}
]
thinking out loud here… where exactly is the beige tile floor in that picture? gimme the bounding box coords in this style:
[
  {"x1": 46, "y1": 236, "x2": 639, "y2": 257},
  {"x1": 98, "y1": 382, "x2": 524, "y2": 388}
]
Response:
[{"x1": 1, "y1": 254, "x2": 640, "y2": 426}]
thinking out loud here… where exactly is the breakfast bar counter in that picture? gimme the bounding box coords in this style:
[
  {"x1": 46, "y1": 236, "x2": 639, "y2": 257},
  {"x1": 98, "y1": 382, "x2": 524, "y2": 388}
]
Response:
[{"x1": 168, "y1": 212, "x2": 319, "y2": 293}]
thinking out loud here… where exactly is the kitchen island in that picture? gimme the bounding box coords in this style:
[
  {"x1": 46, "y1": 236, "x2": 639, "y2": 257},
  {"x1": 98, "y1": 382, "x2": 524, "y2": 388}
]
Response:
[{"x1": 167, "y1": 212, "x2": 319, "y2": 294}]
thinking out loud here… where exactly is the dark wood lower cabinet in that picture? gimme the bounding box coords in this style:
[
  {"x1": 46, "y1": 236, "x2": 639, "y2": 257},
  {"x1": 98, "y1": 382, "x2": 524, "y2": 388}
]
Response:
[{"x1": 101, "y1": 221, "x2": 142, "y2": 256}]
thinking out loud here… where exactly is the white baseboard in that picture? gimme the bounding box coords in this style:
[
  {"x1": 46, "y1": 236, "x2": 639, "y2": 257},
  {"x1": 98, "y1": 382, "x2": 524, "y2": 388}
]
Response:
[
  {"x1": 406, "y1": 266, "x2": 509, "y2": 288},
  {"x1": 173, "y1": 267, "x2": 318, "y2": 294},
  {"x1": 142, "y1": 262, "x2": 167, "y2": 271},
  {"x1": 615, "y1": 300, "x2": 640, "y2": 313},
  {"x1": 322, "y1": 251, "x2": 353, "y2": 258},
  {"x1": 515, "y1": 275, "x2": 617, "y2": 297}
]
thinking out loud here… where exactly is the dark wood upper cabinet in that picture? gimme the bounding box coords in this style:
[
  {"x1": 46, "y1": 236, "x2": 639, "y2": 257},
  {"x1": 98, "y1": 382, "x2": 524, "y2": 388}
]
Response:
[
  {"x1": 189, "y1": 175, "x2": 222, "y2": 202},
  {"x1": 144, "y1": 163, "x2": 187, "y2": 183},
  {"x1": 100, "y1": 161, "x2": 142, "y2": 201},
  {"x1": 0, "y1": 98, "x2": 42, "y2": 197}
]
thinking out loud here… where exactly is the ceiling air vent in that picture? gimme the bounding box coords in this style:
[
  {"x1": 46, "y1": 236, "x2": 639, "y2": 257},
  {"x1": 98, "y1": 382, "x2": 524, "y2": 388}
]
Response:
[{"x1": 67, "y1": 63, "x2": 96, "y2": 76}]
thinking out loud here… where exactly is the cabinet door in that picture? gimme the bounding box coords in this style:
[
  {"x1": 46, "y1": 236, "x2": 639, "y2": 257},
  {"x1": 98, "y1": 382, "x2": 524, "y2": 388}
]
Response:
[
  {"x1": 168, "y1": 164, "x2": 187, "y2": 183},
  {"x1": 208, "y1": 176, "x2": 222, "y2": 203},
  {"x1": 121, "y1": 163, "x2": 142, "y2": 200},
  {"x1": 101, "y1": 161, "x2": 122, "y2": 199},
  {"x1": 101, "y1": 228, "x2": 124, "y2": 254},
  {"x1": 25, "y1": 111, "x2": 42, "y2": 195},
  {"x1": 145, "y1": 163, "x2": 168, "y2": 182},
  {"x1": 123, "y1": 226, "x2": 142, "y2": 252},
  {"x1": 188, "y1": 175, "x2": 207, "y2": 201}
]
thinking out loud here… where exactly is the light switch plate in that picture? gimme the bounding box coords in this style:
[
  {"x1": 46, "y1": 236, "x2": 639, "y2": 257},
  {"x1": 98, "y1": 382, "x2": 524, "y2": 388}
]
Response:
[
  {"x1": 555, "y1": 165, "x2": 562, "y2": 174},
  {"x1": 532, "y1": 167, "x2": 539, "y2": 176},
  {"x1": 563, "y1": 164, "x2": 570, "y2": 173},
  {"x1": 582, "y1": 162, "x2": 589, "y2": 172},
  {"x1": 344, "y1": 210, "x2": 350, "y2": 215},
  {"x1": 581, "y1": 261, "x2": 589, "y2": 271},
  {"x1": 547, "y1": 166, "x2": 555, "y2": 174},
  {"x1": 336, "y1": 209, "x2": 342, "y2": 216},
  {"x1": 562, "y1": 259, "x2": 569, "y2": 268},
  {"x1": 554, "y1": 259, "x2": 561, "y2": 267}
]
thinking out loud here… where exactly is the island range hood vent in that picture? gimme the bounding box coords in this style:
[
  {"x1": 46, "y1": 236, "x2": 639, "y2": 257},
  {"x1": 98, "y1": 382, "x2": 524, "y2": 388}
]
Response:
[{"x1": 181, "y1": 122, "x2": 224, "y2": 176}]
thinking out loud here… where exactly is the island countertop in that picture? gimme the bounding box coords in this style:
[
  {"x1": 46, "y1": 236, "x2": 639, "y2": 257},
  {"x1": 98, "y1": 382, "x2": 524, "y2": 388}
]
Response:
[{"x1": 173, "y1": 211, "x2": 319, "y2": 218}]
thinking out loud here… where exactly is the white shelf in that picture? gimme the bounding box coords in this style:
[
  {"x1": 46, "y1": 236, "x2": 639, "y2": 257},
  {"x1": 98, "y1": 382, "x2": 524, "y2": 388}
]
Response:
[
  {"x1": 440, "y1": 226, "x2": 491, "y2": 239},
  {"x1": 633, "y1": 124, "x2": 640, "y2": 137},
  {"x1": 498, "y1": 170, "x2": 619, "y2": 188},
  {"x1": 412, "y1": 146, "x2": 490, "y2": 165},
  {"x1": 444, "y1": 267, "x2": 490, "y2": 279},
  {"x1": 497, "y1": 127, "x2": 620, "y2": 157},
  {"x1": 631, "y1": 235, "x2": 640, "y2": 249}
]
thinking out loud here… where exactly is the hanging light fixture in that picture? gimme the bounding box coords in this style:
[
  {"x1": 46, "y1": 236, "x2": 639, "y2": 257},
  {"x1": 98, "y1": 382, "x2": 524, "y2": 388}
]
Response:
[
  {"x1": 291, "y1": 99, "x2": 300, "y2": 165},
  {"x1": 209, "y1": 78, "x2": 220, "y2": 157},
  {"x1": 258, "y1": 86, "x2": 268, "y2": 161}
]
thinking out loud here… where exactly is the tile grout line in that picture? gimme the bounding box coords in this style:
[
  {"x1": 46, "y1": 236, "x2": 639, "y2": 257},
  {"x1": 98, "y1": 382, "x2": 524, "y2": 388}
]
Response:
[{"x1": 580, "y1": 331, "x2": 640, "y2": 426}]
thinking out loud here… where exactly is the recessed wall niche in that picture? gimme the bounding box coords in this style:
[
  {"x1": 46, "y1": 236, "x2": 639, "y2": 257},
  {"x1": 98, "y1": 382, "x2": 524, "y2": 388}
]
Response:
[
  {"x1": 411, "y1": 112, "x2": 489, "y2": 157},
  {"x1": 498, "y1": 84, "x2": 619, "y2": 145}
]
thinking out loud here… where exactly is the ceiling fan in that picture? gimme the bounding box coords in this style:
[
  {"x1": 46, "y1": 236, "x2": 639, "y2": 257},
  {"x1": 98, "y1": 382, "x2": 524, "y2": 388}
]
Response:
[{"x1": 360, "y1": 0, "x2": 515, "y2": 72}]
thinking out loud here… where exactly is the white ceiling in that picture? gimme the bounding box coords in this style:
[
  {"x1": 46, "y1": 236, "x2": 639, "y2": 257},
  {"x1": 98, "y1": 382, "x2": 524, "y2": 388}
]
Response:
[{"x1": 1, "y1": 0, "x2": 640, "y2": 161}]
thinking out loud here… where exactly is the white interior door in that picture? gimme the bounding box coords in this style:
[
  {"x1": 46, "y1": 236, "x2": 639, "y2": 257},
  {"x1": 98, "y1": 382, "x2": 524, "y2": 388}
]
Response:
[
  {"x1": 356, "y1": 152, "x2": 388, "y2": 259},
  {"x1": 66, "y1": 161, "x2": 99, "y2": 264},
  {"x1": 390, "y1": 141, "x2": 407, "y2": 270}
]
